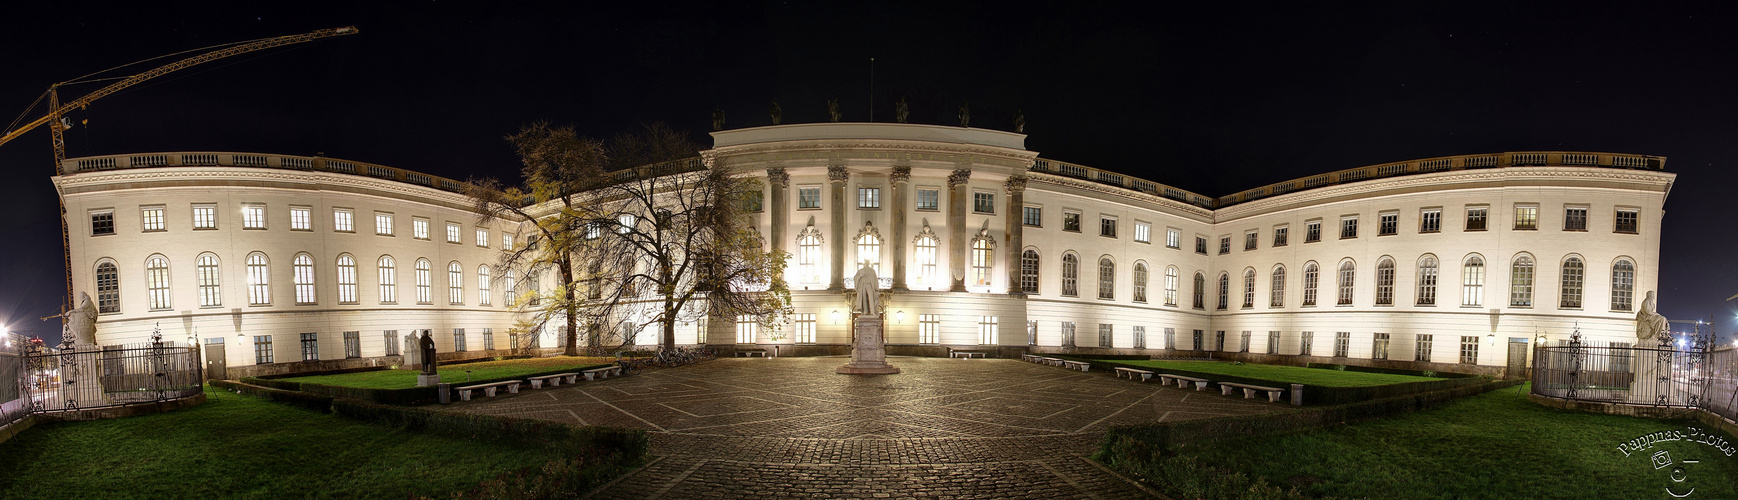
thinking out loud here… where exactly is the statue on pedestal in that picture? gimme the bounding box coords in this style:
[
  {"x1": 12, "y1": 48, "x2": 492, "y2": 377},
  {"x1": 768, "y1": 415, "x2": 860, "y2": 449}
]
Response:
[
  {"x1": 55, "y1": 292, "x2": 99, "y2": 347},
  {"x1": 419, "y1": 330, "x2": 438, "y2": 375},
  {"x1": 839, "y1": 265, "x2": 898, "y2": 375},
  {"x1": 853, "y1": 265, "x2": 880, "y2": 316},
  {"x1": 1636, "y1": 291, "x2": 1669, "y2": 341}
]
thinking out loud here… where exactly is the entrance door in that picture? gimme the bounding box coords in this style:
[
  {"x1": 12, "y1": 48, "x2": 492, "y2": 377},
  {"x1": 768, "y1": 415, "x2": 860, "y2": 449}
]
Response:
[
  {"x1": 1505, "y1": 338, "x2": 1529, "y2": 379},
  {"x1": 204, "y1": 341, "x2": 227, "y2": 381}
]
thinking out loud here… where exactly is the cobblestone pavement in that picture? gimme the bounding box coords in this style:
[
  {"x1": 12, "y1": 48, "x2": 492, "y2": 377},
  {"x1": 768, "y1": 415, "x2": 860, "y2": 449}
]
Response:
[{"x1": 455, "y1": 356, "x2": 1282, "y2": 499}]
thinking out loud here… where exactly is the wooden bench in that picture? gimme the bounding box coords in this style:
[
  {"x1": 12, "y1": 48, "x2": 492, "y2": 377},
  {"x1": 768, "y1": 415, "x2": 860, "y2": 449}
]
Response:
[
  {"x1": 1159, "y1": 374, "x2": 1211, "y2": 391},
  {"x1": 950, "y1": 350, "x2": 986, "y2": 359},
  {"x1": 1114, "y1": 367, "x2": 1154, "y2": 382},
  {"x1": 1061, "y1": 360, "x2": 1091, "y2": 372},
  {"x1": 736, "y1": 349, "x2": 768, "y2": 357},
  {"x1": 527, "y1": 372, "x2": 580, "y2": 389},
  {"x1": 582, "y1": 366, "x2": 622, "y2": 381},
  {"x1": 456, "y1": 380, "x2": 522, "y2": 401},
  {"x1": 1219, "y1": 382, "x2": 1286, "y2": 402}
]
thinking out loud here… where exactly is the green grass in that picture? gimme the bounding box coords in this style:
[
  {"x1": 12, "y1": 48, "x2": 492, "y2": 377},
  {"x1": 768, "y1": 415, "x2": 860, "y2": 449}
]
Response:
[
  {"x1": 1105, "y1": 359, "x2": 1442, "y2": 387},
  {"x1": 0, "y1": 388, "x2": 574, "y2": 499},
  {"x1": 281, "y1": 356, "x2": 615, "y2": 389},
  {"x1": 1155, "y1": 384, "x2": 1738, "y2": 499}
]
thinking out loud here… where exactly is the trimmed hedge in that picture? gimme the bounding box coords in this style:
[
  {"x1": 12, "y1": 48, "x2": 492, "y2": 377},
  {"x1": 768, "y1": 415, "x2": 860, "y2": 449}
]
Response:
[
  {"x1": 441, "y1": 354, "x2": 533, "y2": 366},
  {"x1": 256, "y1": 365, "x2": 392, "y2": 380},
  {"x1": 1059, "y1": 356, "x2": 1491, "y2": 405},
  {"x1": 1304, "y1": 362, "x2": 1477, "y2": 379},
  {"x1": 240, "y1": 364, "x2": 613, "y2": 406},
  {"x1": 210, "y1": 379, "x2": 334, "y2": 412}
]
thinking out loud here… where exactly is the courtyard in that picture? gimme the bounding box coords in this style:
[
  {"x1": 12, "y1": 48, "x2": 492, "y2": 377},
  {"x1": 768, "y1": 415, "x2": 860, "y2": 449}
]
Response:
[{"x1": 454, "y1": 355, "x2": 1283, "y2": 499}]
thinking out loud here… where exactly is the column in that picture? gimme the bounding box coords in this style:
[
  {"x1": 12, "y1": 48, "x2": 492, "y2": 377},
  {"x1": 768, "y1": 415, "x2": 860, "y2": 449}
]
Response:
[
  {"x1": 890, "y1": 165, "x2": 911, "y2": 291},
  {"x1": 1004, "y1": 175, "x2": 1027, "y2": 296},
  {"x1": 827, "y1": 165, "x2": 849, "y2": 291},
  {"x1": 947, "y1": 168, "x2": 971, "y2": 292},
  {"x1": 767, "y1": 167, "x2": 790, "y2": 258}
]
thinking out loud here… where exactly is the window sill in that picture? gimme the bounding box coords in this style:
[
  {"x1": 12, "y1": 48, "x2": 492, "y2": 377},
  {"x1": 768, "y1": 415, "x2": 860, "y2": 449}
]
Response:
[
  {"x1": 335, "y1": 230, "x2": 355, "y2": 234},
  {"x1": 859, "y1": 207, "x2": 882, "y2": 211},
  {"x1": 1416, "y1": 303, "x2": 1436, "y2": 307},
  {"x1": 193, "y1": 228, "x2": 218, "y2": 231},
  {"x1": 1024, "y1": 224, "x2": 1041, "y2": 228},
  {"x1": 1102, "y1": 235, "x2": 1118, "y2": 239},
  {"x1": 1378, "y1": 232, "x2": 1396, "y2": 237},
  {"x1": 142, "y1": 229, "x2": 167, "y2": 233},
  {"x1": 290, "y1": 229, "x2": 312, "y2": 232},
  {"x1": 1564, "y1": 228, "x2": 1587, "y2": 232},
  {"x1": 1464, "y1": 229, "x2": 1487, "y2": 232},
  {"x1": 244, "y1": 227, "x2": 267, "y2": 231},
  {"x1": 1304, "y1": 240, "x2": 1320, "y2": 244},
  {"x1": 973, "y1": 211, "x2": 995, "y2": 216},
  {"x1": 1135, "y1": 240, "x2": 1150, "y2": 245},
  {"x1": 1419, "y1": 230, "x2": 1440, "y2": 234},
  {"x1": 1166, "y1": 246, "x2": 1181, "y2": 250},
  {"x1": 1513, "y1": 227, "x2": 1537, "y2": 231},
  {"x1": 1339, "y1": 236, "x2": 1358, "y2": 240},
  {"x1": 797, "y1": 207, "x2": 822, "y2": 211},
  {"x1": 1273, "y1": 243, "x2": 1288, "y2": 248},
  {"x1": 376, "y1": 233, "x2": 394, "y2": 237},
  {"x1": 914, "y1": 208, "x2": 939, "y2": 212},
  {"x1": 1614, "y1": 231, "x2": 1639, "y2": 235}
]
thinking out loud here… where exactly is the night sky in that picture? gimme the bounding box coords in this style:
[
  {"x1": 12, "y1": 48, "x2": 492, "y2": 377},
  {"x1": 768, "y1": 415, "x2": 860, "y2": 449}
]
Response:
[{"x1": 3, "y1": 2, "x2": 1734, "y2": 344}]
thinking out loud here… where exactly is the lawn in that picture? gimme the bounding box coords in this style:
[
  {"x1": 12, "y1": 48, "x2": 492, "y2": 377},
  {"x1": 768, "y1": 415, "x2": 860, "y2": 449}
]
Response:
[
  {"x1": 1139, "y1": 384, "x2": 1738, "y2": 499},
  {"x1": 0, "y1": 388, "x2": 574, "y2": 499},
  {"x1": 280, "y1": 356, "x2": 615, "y2": 389},
  {"x1": 1104, "y1": 359, "x2": 1442, "y2": 387}
]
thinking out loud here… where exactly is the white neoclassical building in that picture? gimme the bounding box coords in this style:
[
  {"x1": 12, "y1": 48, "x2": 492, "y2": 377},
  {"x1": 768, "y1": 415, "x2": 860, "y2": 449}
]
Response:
[{"x1": 54, "y1": 123, "x2": 1672, "y2": 377}]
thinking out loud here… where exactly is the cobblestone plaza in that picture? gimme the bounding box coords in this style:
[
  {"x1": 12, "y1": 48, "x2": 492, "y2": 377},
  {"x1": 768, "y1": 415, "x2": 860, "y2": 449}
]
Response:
[{"x1": 455, "y1": 357, "x2": 1282, "y2": 498}]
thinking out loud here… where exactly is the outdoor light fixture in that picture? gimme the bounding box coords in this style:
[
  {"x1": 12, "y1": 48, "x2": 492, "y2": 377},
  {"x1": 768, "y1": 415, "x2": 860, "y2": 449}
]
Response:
[
  {"x1": 831, "y1": 309, "x2": 841, "y2": 324},
  {"x1": 896, "y1": 310, "x2": 905, "y2": 324}
]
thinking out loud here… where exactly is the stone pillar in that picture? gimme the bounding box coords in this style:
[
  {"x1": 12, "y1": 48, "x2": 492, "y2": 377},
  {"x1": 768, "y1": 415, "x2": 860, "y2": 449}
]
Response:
[
  {"x1": 828, "y1": 165, "x2": 849, "y2": 291},
  {"x1": 947, "y1": 168, "x2": 971, "y2": 292},
  {"x1": 767, "y1": 167, "x2": 790, "y2": 258},
  {"x1": 1004, "y1": 175, "x2": 1027, "y2": 296},
  {"x1": 889, "y1": 166, "x2": 911, "y2": 291}
]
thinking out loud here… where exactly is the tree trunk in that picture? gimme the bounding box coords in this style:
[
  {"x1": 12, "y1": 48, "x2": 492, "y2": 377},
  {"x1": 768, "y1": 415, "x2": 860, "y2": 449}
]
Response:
[{"x1": 561, "y1": 259, "x2": 579, "y2": 356}]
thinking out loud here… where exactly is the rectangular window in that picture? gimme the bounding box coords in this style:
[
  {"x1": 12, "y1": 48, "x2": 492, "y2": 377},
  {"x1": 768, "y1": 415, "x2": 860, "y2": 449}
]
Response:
[
  {"x1": 243, "y1": 204, "x2": 266, "y2": 230},
  {"x1": 1564, "y1": 207, "x2": 1587, "y2": 231},
  {"x1": 476, "y1": 228, "x2": 489, "y2": 247},
  {"x1": 1063, "y1": 212, "x2": 1081, "y2": 232},
  {"x1": 1420, "y1": 209, "x2": 1441, "y2": 233},
  {"x1": 193, "y1": 204, "x2": 217, "y2": 230},
  {"x1": 502, "y1": 233, "x2": 514, "y2": 251},
  {"x1": 1134, "y1": 222, "x2": 1150, "y2": 243},
  {"x1": 1061, "y1": 322, "x2": 1076, "y2": 347},
  {"x1": 1416, "y1": 334, "x2": 1434, "y2": 362},
  {"x1": 375, "y1": 212, "x2": 394, "y2": 236},
  {"x1": 1340, "y1": 217, "x2": 1358, "y2": 239},
  {"x1": 1334, "y1": 331, "x2": 1350, "y2": 357},
  {"x1": 1164, "y1": 327, "x2": 1176, "y2": 350},
  {"x1": 1514, "y1": 205, "x2": 1538, "y2": 230},
  {"x1": 413, "y1": 218, "x2": 430, "y2": 239},
  {"x1": 254, "y1": 335, "x2": 274, "y2": 364},
  {"x1": 1166, "y1": 228, "x2": 1181, "y2": 249},
  {"x1": 1100, "y1": 217, "x2": 1117, "y2": 238},
  {"x1": 915, "y1": 188, "x2": 939, "y2": 211},
  {"x1": 446, "y1": 222, "x2": 461, "y2": 243},
  {"x1": 343, "y1": 331, "x2": 361, "y2": 359},
  {"x1": 1022, "y1": 206, "x2": 1042, "y2": 227},
  {"x1": 1615, "y1": 208, "x2": 1639, "y2": 233},
  {"x1": 1267, "y1": 331, "x2": 1279, "y2": 354},
  {"x1": 794, "y1": 314, "x2": 816, "y2": 343},
  {"x1": 300, "y1": 333, "x2": 319, "y2": 362},
  {"x1": 90, "y1": 210, "x2": 115, "y2": 235},
  {"x1": 333, "y1": 208, "x2": 354, "y2": 232},
  {"x1": 1300, "y1": 331, "x2": 1314, "y2": 356},
  {"x1": 979, "y1": 316, "x2": 998, "y2": 345},
  {"x1": 1193, "y1": 330, "x2": 1204, "y2": 351},
  {"x1": 1195, "y1": 236, "x2": 1208, "y2": 254},
  {"x1": 1243, "y1": 231, "x2": 1257, "y2": 251},
  {"x1": 1372, "y1": 333, "x2": 1390, "y2": 360},
  {"x1": 1459, "y1": 336, "x2": 1479, "y2": 364},
  {"x1": 1240, "y1": 331, "x2": 1251, "y2": 353},
  {"x1": 1378, "y1": 212, "x2": 1398, "y2": 236},
  {"x1": 1132, "y1": 326, "x2": 1146, "y2": 349},
  {"x1": 1218, "y1": 236, "x2": 1230, "y2": 255},
  {"x1": 973, "y1": 191, "x2": 994, "y2": 214},
  {"x1": 798, "y1": 187, "x2": 822, "y2": 209},
  {"x1": 454, "y1": 328, "x2": 467, "y2": 352},
  {"x1": 1273, "y1": 226, "x2": 1288, "y2": 247},
  {"x1": 1097, "y1": 324, "x2": 1113, "y2": 348},
  {"x1": 744, "y1": 190, "x2": 764, "y2": 212},
  {"x1": 736, "y1": 315, "x2": 758, "y2": 344},
  {"x1": 289, "y1": 206, "x2": 311, "y2": 231},
  {"x1": 476, "y1": 329, "x2": 491, "y2": 350},
  {"x1": 141, "y1": 206, "x2": 165, "y2": 232},
  {"x1": 858, "y1": 187, "x2": 881, "y2": 209},
  {"x1": 1215, "y1": 331, "x2": 1225, "y2": 351},
  {"x1": 919, "y1": 314, "x2": 940, "y2": 344},
  {"x1": 1465, "y1": 207, "x2": 1487, "y2": 231},
  {"x1": 1027, "y1": 321, "x2": 1038, "y2": 346},
  {"x1": 384, "y1": 330, "x2": 400, "y2": 356},
  {"x1": 1304, "y1": 220, "x2": 1321, "y2": 243}
]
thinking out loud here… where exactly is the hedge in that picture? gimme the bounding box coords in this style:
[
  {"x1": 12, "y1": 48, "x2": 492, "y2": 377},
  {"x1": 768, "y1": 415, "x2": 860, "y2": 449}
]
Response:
[
  {"x1": 255, "y1": 365, "x2": 392, "y2": 380},
  {"x1": 1056, "y1": 356, "x2": 1492, "y2": 405},
  {"x1": 239, "y1": 364, "x2": 614, "y2": 406},
  {"x1": 1304, "y1": 362, "x2": 1478, "y2": 379},
  {"x1": 210, "y1": 379, "x2": 334, "y2": 412}
]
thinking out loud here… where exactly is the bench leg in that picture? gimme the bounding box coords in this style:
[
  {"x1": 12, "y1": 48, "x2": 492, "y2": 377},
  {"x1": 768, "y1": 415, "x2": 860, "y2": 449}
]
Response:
[
  {"x1": 549, "y1": 378, "x2": 560, "y2": 387},
  {"x1": 1196, "y1": 382, "x2": 1209, "y2": 391},
  {"x1": 508, "y1": 385, "x2": 519, "y2": 394},
  {"x1": 1242, "y1": 388, "x2": 1255, "y2": 399},
  {"x1": 565, "y1": 375, "x2": 577, "y2": 384},
  {"x1": 1268, "y1": 391, "x2": 1281, "y2": 403},
  {"x1": 1221, "y1": 385, "x2": 1234, "y2": 396},
  {"x1": 1140, "y1": 374, "x2": 1151, "y2": 382},
  {"x1": 530, "y1": 380, "x2": 543, "y2": 389},
  {"x1": 459, "y1": 390, "x2": 473, "y2": 402},
  {"x1": 584, "y1": 373, "x2": 595, "y2": 381},
  {"x1": 484, "y1": 387, "x2": 497, "y2": 398}
]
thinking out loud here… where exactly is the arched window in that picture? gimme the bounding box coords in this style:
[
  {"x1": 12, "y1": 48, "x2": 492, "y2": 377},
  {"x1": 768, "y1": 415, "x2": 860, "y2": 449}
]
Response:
[
  {"x1": 504, "y1": 269, "x2": 518, "y2": 306},
  {"x1": 1302, "y1": 261, "x2": 1319, "y2": 306},
  {"x1": 1559, "y1": 256, "x2": 1584, "y2": 309},
  {"x1": 1509, "y1": 254, "x2": 1534, "y2": 307},
  {"x1": 1461, "y1": 255, "x2": 1485, "y2": 306},
  {"x1": 914, "y1": 224, "x2": 938, "y2": 285},
  {"x1": 1020, "y1": 249, "x2": 1040, "y2": 294},
  {"x1": 448, "y1": 261, "x2": 464, "y2": 305},
  {"x1": 1611, "y1": 259, "x2": 1635, "y2": 311},
  {"x1": 146, "y1": 255, "x2": 171, "y2": 310},
  {"x1": 95, "y1": 260, "x2": 120, "y2": 313},
  {"x1": 857, "y1": 231, "x2": 882, "y2": 276},
  {"x1": 1337, "y1": 260, "x2": 1356, "y2": 305},
  {"x1": 1132, "y1": 262, "x2": 1149, "y2": 303},
  {"x1": 415, "y1": 258, "x2": 432, "y2": 304},
  {"x1": 1241, "y1": 268, "x2": 1255, "y2": 308},
  {"x1": 478, "y1": 265, "x2": 493, "y2": 306},
  {"x1": 1270, "y1": 265, "x2": 1286, "y2": 308},
  {"x1": 293, "y1": 253, "x2": 316, "y2": 305},
  {"x1": 1061, "y1": 253, "x2": 1080, "y2": 297},
  {"x1": 197, "y1": 254, "x2": 222, "y2": 307},
  {"x1": 247, "y1": 253, "x2": 271, "y2": 306},
  {"x1": 336, "y1": 254, "x2": 357, "y2": 304},
  {"x1": 1216, "y1": 272, "x2": 1229, "y2": 310},
  {"x1": 377, "y1": 255, "x2": 397, "y2": 304},
  {"x1": 1375, "y1": 257, "x2": 1395, "y2": 306},
  {"x1": 798, "y1": 230, "x2": 823, "y2": 284},
  {"x1": 1192, "y1": 272, "x2": 1205, "y2": 309},
  {"x1": 1164, "y1": 266, "x2": 1179, "y2": 306},
  {"x1": 972, "y1": 232, "x2": 994, "y2": 287},
  {"x1": 1098, "y1": 257, "x2": 1115, "y2": 300},
  {"x1": 1416, "y1": 255, "x2": 1438, "y2": 305}
]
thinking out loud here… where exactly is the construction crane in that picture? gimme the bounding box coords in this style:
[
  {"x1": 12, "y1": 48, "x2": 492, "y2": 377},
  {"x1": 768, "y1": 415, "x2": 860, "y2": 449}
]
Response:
[{"x1": 0, "y1": 26, "x2": 358, "y2": 313}]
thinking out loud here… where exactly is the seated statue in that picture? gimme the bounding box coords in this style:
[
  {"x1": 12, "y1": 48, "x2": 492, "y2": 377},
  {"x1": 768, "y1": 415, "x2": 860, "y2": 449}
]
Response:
[{"x1": 1636, "y1": 291, "x2": 1668, "y2": 341}]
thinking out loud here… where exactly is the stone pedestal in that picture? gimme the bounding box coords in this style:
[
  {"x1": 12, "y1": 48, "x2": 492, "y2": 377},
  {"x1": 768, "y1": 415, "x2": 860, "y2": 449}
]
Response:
[
  {"x1": 417, "y1": 374, "x2": 441, "y2": 387},
  {"x1": 837, "y1": 316, "x2": 899, "y2": 375}
]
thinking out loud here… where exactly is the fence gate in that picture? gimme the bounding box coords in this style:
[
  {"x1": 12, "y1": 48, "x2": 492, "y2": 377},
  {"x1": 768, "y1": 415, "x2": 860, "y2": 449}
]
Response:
[
  {"x1": 204, "y1": 342, "x2": 227, "y2": 381},
  {"x1": 1506, "y1": 339, "x2": 1529, "y2": 379}
]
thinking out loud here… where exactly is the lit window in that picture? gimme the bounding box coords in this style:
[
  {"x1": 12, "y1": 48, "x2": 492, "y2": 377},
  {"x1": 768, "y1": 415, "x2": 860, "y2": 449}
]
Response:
[
  {"x1": 978, "y1": 316, "x2": 998, "y2": 345},
  {"x1": 1241, "y1": 268, "x2": 1255, "y2": 308},
  {"x1": 1560, "y1": 257, "x2": 1584, "y2": 309},
  {"x1": 1023, "y1": 207, "x2": 1042, "y2": 227},
  {"x1": 1132, "y1": 263, "x2": 1148, "y2": 303},
  {"x1": 247, "y1": 253, "x2": 271, "y2": 305},
  {"x1": 919, "y1": 314, "x2": 940, "y2": 344},
  {"x1": 333, "y1": 209, "x2": 354, "y2": 232},
  {"x1": 1465, "y1": 207, "x2": 1487, "y2": 231},
  {"x1": 1416, "y1": 255, "x2": 1438, "y2": 305},
  {"x1": 915, "y1": 188, "x2": 939, "y2": 211},
  {"x1": 856, "y1": 231, "x2": 882, "y2": 277},
  {"x1": 376, "y1": 212, "x2": 394, "y2": 236},
  {"x1": 1020, "y1": 250, "x2": 1040, "y2": 294},
  {"x1": 197, "y1": 254, "x2": 222, "y2": 307},
  {"x1": 1378, "y1": 212, "x2": 1398, "y2": 235},
  {"x1": 798, "y1": 187, "x2": 822, "y2": 209},
  {"x1": 736, "y1": 315, "x2": 758, "y2": 344},
  {"x1": 413, "y1": 218, "x2": 429, "y2": 239},
  {"x1": 293, "y1": 253, "x2": 316, "y2": 305},
  {"x1": 617, "y1": 214, "x2": 635, "y2": 234},
  {"x1": 1373, "y1": 333, "x2": 1390, "y2": 360},
  {"x1": 1420, "y1": 209, "x2": 1441, "y2": 233},
  {"x1": 141, "y1": 206, "x2": 165, "y2": 231},
  {"x1": 973, "y1": 192, "x2": 994, "y2": 214},
  {"x1": 1166, "y1": 228, "x2": 1181, "y2": 249},
  {"x1": 337, "y1": 254, "x2": 357, "y2": 304},
  {"x1": 1611, "y1": 259, "x2": 1635, "y2": 311},
  {"x1": 254, "y1": 335, "x2": 274, "y2": 364},
  {"x1": 858, "y1": 187, "x2": 881, "y2": 209},
  {"x1": 1509, "y1": 255, "x2": 1534, "y2": 307},
  {"x1": 1164, "y1": 266, "x2": 1179, "y2": 306},
  {"x1": 146, "y1": 255, "x2": 171, "y2": 310},
  {"x1": 290, "y1": 206, "x2": 311, "y2": 231},
  {"x1": 1063, "y1": 212, "x2": 1081, "y2": 232},
  {"x1": 1514, "y1": 205, "x2": 1538, "y2": 230},
  {"x1": 1615, "y1": 209, "x2": 1639, "y2": 233},
  {"x1": 794, "y1": 313, "x2": 816, "y2": 343},
  {"x1": 377, "y1": 255, "x2": 397, "y2": 304},
  {"x1": 972, "y1": 236, "x2": 993, "y2": 286},
  {"x1": 448, "y1": 261, "x2": 464, "y2": 305},
  {"x1": 503, "y1": 269, "x2": 517, "y2": 306},
  {"x1": 915, "y1": 231, "x2": 938, "y2": 285},
  {"x1": 1302, "y1": 261, "x2": 1319, "y2": 306},
  {"x1": 1097, "y1": 257, "x2": 1115, "y2": 300},
  {"x1": 243, "y1": 204, "x2": 266, "y2": 230},
  {"x1": 800, "y1": 230, "x2": 824, "y2": 284},
  {"x1": 502, "y1": 233, "x2": 514, "y2": 251},
  {"x1": 193, "y1": 204, "x2": 217, "y2": 230},
  {"x1": 476, "y1": 228, "x2": 489, "y2": 247},
  {"x1": 447, "y1": 222, "x2": 461, "y2": 243},
  {"x1": 478, "y1": 265, "x2": 492, "y2": 306},
  {"x1": 1375, "y1": 258, "x2": 1395, "y2": 305},
  {"x1": 1564, "y1": 207, "x2": 1587, "y2": 231},
  {"x1": 1462, "y1": 255, "x2": 1485, "y2": 306},
  {"x1": 1061, "y1": 254, "x2": 1079, "y2": 297},
  {"x1": 1270, "y1": 265, "x2": 1286, "y2": 307},
  {"x1": 415, "y1": 259, "x2": 432, "y2": 304},
  {"x1": 96, "y1": 261, "x2": 119, "y2": 313}
]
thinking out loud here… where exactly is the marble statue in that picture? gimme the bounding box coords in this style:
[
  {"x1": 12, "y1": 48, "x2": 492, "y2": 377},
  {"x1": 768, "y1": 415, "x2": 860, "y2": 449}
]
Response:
[
  {"x1": 853, "y1": 265, "x2": 879, "y2": 316},
  {"x1": 59, "y1": 292, "x2": 99, "y2": 346},
  {"x1": 1636, "y1": 291, "x2": 1668, "y2": 341},
  {"x1": 419, "y1": 330, "x2": 438, "y2": 375}
]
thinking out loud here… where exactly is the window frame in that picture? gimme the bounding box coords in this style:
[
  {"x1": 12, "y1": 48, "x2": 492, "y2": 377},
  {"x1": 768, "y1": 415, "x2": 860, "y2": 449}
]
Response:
[
  {"x1": 914, "y1": 187, "x2": 939, "y2": 211},
  {"x1": 1614, "y1": 207, "x2": 1640, "y2": 234},
  {"x1": 1133, "y1": 221, "x2": 1151, "y2": 244},
  {"x1": 375, "y1": 212, "x2": 395, "y2": 236},
  {"x1": 1339, "y1": 216, "x2": 1358, "y2": 239},
  {"x1": 972, "y1": 190, "x2": 995, "y2": 214},
  {"x1": 1419, "y1": 208, "x2": 1442, "y2": 233},
  {"x1": 1272, "y1": 225, "x2": 1288, "y2": 247},
  {"x1": 242, "y1": 204, "x2": 267, "y2": 230},
  {"x1": 1062, "y1": 211, "x2": 1082, "y2": 233},
  {"x1": 1304, "y1": 219, "x2": 1322, "y2": 243},
  {"x1": 1022, "y1": 205, "x2": 1042, "y2": 227},
  {"x1": 413, "y1": 217, "x2": 431, "y2": 240},
  {"x1": 1099, "y1": 216, "x2": 1117, "y2": 238},
  {"x1": 333, "y1": 208, "x2": 354, "y2": 233},
  {"x1": 289, "y1": 205, "x2": 312, "y2": 231},
  {"x1": 141, "y1": 205, "x2": 166, "y2": 232},
  {"x1": 858, "y1": 186, "x2": 882, "y2": 209},
  {"x1": 1378, "y1": 211, "x2": 1398, "y2": 236},
  {"x1": 1563, "y1": 205, "x2": 1588, "y2": 232},
  {"x1": 89, "y1": 209, "x2": 116, "y2": 236},
  {"x1": 1464, "y1": 206, "x2": 1488, "y2": 232},
  {"x1": 192, "y1": 203, "x2": 218, "y2": 230},
  {"x1": 1513, "y1": 204, "x2": 1539, "y2": 231}
]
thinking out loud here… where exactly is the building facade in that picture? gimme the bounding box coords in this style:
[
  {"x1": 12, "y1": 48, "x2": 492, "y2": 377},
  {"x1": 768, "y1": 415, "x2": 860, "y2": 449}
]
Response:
[{"x1": 54, "y1": 123, "x2": 1673, "y2": 376}]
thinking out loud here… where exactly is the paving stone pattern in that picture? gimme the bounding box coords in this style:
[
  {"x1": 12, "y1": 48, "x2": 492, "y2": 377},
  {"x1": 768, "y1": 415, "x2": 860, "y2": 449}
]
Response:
[{"x1": 455, "y1": 356, "x2": 1281, "y2": 499}]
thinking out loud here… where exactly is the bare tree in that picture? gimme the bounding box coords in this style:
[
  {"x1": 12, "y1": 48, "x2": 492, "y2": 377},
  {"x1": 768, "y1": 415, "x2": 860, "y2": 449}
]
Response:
[{"x1": 466, "y1": 122, "x2": 605, "y2": 356}]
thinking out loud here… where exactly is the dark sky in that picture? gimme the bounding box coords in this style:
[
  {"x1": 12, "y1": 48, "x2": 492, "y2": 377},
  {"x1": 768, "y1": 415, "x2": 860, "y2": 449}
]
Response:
[{"x1": 3, "y1": 2, "x2": 1735, "y2": 344}]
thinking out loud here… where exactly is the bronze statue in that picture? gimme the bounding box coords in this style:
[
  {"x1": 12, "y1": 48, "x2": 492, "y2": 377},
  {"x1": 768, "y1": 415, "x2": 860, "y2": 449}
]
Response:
[
  {"x1": 418, "y1": 330, "x2": 438, "y2": 375},
  {"x1": 895, "y1": 97, "x2": 909, "y2": 124},
  {"x1": 828, "y1": 99, "x2": 842, "y2": 122},
  {"x1": 1013, "y1": 109, "x2": 1025, "y2": 133},
  {"x1": 712, "y1": 108, "x2": 726, "y2": 131},
  {"x1": 769, "y1": 101, "x2": 783, "y2": 125},
  {"x1": 958, "y1": 103, "x2": 970, "y2": 127}
]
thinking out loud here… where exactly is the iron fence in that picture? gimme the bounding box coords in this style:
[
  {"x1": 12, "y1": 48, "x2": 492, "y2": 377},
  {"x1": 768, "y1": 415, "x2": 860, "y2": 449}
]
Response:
[
  {"x1": 12, "y1": 337, "x2": 202, "y2": 416},
  {"x1": 1533, "y1": 339, "x2": 1737, "y2": 422}
]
